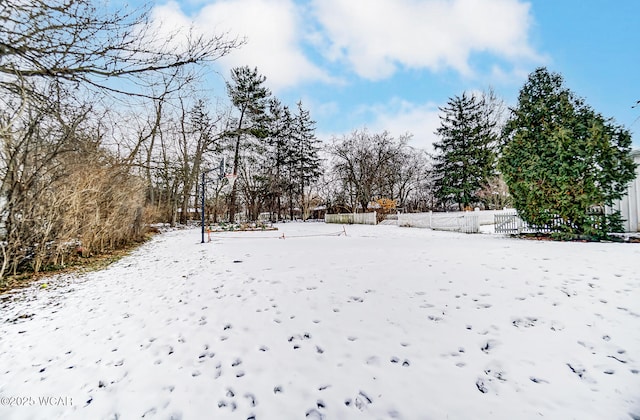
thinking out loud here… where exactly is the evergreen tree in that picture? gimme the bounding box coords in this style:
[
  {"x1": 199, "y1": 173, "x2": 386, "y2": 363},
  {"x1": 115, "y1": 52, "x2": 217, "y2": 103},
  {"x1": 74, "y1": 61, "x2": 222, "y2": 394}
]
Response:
[
  {"x1": 264, "y1": 98, "x2": 295, "y2": 221},
  {"x1": 291, "y1": 101, "x2": 322, "y2": 220},
  {"x1": 225, "y1": 66, "x2": 271, "y2": 221},
  {"x1": 499, "y1": 67, "x2": 636, "y2": 238},
  {"x1": 432, "y1": 92, "x2": 498, "y2": 210}
]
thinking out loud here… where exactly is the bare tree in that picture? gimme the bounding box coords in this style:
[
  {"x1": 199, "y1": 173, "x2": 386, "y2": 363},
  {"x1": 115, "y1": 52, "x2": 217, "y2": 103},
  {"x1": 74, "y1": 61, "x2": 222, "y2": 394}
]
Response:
[
  {"x1": 0, "y1": 0, "x2": 241, "y2": 100},
  {"x1": 0, "y1": 0, "x2": 241, "y2": 280},
  {"x1": 328, "y1": 130, "x2": 412, "y2": 212}
]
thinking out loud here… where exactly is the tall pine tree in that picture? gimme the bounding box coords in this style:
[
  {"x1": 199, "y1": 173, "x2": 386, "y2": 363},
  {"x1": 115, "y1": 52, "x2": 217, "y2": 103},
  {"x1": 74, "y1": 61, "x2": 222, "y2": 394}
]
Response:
[
  {"x1": 432, "y1": 92, "x2": 497, "y2": 210},
  {"x1": 264, "y1": 98, "x2": 294, "y2": 221},
  {"x1": 226, "y1": 66, "x2": 271, "y2": 222},
  {"x1": 291, "y1": 101, "x2": 322, "y2": 220}
]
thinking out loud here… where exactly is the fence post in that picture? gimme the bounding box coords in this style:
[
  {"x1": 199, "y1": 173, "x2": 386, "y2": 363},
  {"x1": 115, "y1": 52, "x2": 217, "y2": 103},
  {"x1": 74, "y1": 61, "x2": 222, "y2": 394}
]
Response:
[{"x1": 517, "y1": 216, "x2": 523, "y2": 234}]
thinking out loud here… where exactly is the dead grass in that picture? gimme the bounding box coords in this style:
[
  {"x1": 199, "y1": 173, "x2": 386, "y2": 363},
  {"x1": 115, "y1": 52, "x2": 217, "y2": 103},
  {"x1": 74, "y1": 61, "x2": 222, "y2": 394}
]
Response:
[{"x1": 0, "y1": 232, "x2": 157, "y2": 295}]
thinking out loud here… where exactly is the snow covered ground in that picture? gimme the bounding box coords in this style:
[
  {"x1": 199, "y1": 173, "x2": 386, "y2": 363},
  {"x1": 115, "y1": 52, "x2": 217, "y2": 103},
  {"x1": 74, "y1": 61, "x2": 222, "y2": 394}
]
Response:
[{"x1": 1, "y1": 223, "x2": 639, "y2": 420}]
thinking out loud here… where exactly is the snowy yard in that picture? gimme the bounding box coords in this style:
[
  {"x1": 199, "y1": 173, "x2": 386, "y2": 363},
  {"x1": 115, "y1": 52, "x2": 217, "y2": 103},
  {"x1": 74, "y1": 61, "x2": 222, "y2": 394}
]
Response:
[{"x1": 1, "y1": 223, "x2": 639, "y2": 420}]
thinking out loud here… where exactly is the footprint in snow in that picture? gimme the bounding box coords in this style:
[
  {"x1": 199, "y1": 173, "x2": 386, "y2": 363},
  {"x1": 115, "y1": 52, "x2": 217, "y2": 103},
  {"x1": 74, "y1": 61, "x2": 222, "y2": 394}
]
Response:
[
  {"x1": 198, "y1": 351, "x2": 215, "y2": 361},
  {"x1": 475, "y1": 378, "x2": 489, "y2": 394},
  {"x1": 354, "y1": 391, "x2": 373, "y2": 411},
  {"x1": 566, "y1": 362, "x2": 596, "y2": 383},
  {"x1": 549, "y1": 321, "x2": 564, "y2": 331},
  {"x1": 529, "y1": 376, "x2": 549, "y2": 384},
  {"x1": 288, "y1": 333, "x2": 312, "y2": 343},
  {"x1": 476, "y1": 364, "x2": 508, "y2": 394},
  {"x1": 244, "y1": 393, "x2": 257, "y2": 407},
  {"x1": 480, "y1": 339, "x2": 499, "y2": 354},
  {"x1": 512, "y1": 317, "x2": 538, "y2": 328},
  {"x1": 607, "y1": 354, "x2": 629, "y2": 364},
  {"x1": 306, "y1": 408, "x2": 324, "y2": 419},
  {"x1": 365, "y1": 356, "x2": 380, "y2": 366},
  {"x1": 217, "y1": 400, "x2": 237, "y2": 411},
  {"x1": 390, "y1": 357, "x2": 410, "y2": 366}
]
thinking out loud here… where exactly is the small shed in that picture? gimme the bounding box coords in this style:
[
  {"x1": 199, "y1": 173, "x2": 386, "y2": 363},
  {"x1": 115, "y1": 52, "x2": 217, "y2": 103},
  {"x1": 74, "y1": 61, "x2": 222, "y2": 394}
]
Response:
[{"x1": 611, "y1": 150, "x2": 640, "y2": 232}]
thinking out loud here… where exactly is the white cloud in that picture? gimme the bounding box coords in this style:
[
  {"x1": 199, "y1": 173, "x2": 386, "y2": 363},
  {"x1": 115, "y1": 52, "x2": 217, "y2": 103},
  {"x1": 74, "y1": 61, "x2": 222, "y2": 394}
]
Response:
[
  {"x1": 365, "y1": 99, "x2": 442, "y2": 152},
  {"x1": 150, "y1": 0, "x2": 333, "y2": 91},
  {"x1": 311, "y1": 0, "x2": 540, "y2": 80},
  {"x1": 149, "y1": 0, "x2": 541, "y2": 90}
]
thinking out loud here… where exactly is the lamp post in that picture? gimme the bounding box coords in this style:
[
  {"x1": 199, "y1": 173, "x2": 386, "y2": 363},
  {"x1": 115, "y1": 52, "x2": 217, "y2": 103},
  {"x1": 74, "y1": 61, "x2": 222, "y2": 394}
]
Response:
[{"x1": 201, "y1": 170, "x2": 207, "y2": 243}]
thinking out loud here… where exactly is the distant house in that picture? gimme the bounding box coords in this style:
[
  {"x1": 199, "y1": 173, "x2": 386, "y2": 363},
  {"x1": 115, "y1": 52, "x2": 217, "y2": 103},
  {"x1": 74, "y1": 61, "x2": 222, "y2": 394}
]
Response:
[
  {"x1": 611, "y1": 150, "x2": 640, "y2": 232},
  {"x1": 310, "y1": 205, "x2": 326, "y2": 220},
  {"x1": 177, "y1": 207, "x2": 199, "y2": 220}
]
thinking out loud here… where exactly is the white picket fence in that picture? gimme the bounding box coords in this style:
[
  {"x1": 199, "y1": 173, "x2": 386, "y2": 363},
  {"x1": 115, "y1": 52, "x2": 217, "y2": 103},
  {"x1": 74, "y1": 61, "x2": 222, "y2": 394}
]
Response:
[
  {"x1": 609, "y1": 150, "x2": 640, "y2": 232},
  {"x1": 398, "y1": 211, "x2": 480, "y2": 233},
  {"x1": 325, "y1": 212, "x2": 377, "y2": 225}
]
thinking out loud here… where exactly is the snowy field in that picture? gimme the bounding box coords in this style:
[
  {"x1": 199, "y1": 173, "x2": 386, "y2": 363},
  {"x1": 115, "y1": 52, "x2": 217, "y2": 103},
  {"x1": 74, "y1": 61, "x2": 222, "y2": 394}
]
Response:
[{"x1": 1, "y1": 223, "x2": 639, "y2": 420}]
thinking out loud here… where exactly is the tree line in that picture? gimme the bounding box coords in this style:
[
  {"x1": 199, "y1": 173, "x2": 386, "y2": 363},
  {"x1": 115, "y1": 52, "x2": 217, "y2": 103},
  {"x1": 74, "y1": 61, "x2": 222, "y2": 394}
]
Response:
[
  {"x1": 429, "y1": 69, "x2": 635, "y2": 239},
  {"x1": 1, "y1": 0, "x2": 636, "y2": 282},
  {"x1": 0, "y1": 0, "x2": 240, "y2": 280}
]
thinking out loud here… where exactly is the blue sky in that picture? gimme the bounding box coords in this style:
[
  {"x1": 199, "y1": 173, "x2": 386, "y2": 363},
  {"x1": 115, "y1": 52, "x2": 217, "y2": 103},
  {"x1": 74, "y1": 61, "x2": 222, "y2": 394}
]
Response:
[{"x1": 149, "y1": 0, "x2": 640, "y2": 151}]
